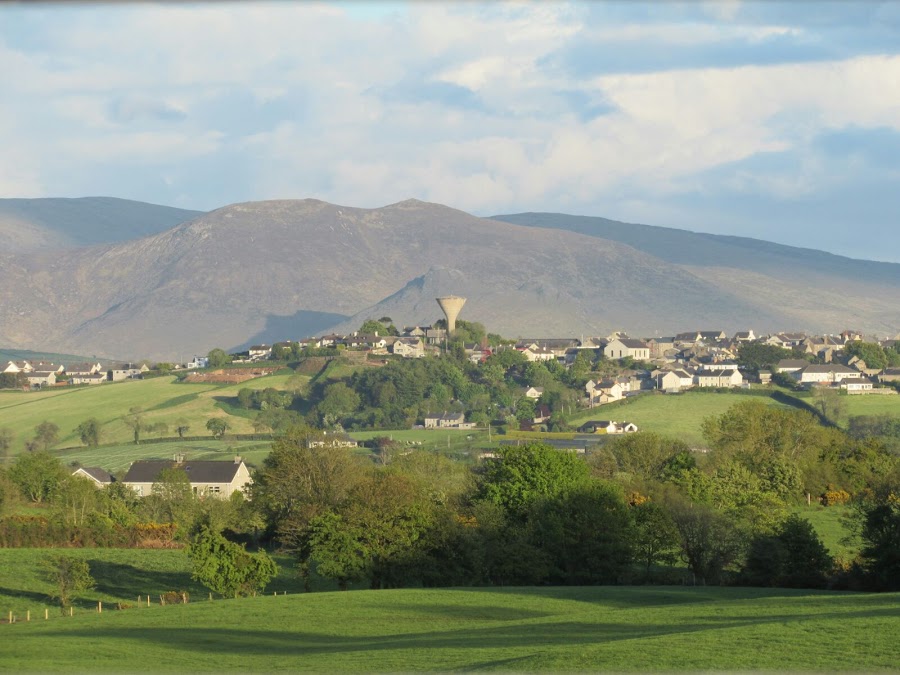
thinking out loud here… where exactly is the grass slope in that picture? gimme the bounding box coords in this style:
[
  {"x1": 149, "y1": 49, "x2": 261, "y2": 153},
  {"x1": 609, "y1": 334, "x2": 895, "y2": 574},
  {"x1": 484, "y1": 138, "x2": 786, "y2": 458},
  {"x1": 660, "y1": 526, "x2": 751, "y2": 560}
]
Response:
[
  {"x1": 1, "y1": 584, "x2": 897, "y2": 671},
  {"x1": 0, "y1": 373, "x2": 307, "y2": 458}
]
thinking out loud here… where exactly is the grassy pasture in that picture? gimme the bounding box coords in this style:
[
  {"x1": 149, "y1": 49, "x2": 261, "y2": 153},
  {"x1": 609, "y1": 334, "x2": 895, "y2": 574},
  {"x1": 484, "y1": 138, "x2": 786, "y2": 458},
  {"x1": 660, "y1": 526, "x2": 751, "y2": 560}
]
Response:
[
  {"x1": 793, "y1": 505, "x2": 858, "y2": 561},
  {"x1": 52, "y1": 440, "x2": 275, "y2": 474},
  {"x1": 569, "y1": 392, "x2": 792, "y2": 447},
  {"x1": 0, "y1": 583, "x2": 897, "y2": 671},
  {"x1": 0, "y1": 373, "x2": 307, "y2": 457}
]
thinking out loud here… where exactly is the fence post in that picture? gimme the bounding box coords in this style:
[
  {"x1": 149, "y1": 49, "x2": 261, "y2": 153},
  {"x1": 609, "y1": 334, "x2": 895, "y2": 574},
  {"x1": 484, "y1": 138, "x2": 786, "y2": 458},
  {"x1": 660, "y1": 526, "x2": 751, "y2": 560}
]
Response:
[
  {"x1": 44, "y1": 609, "x2": 49, "y2": 620},
  {"x1": 69, "y1": 606, "x2": 73, "y2": 617},
  {"x1": 26, "y1": 610, "x2": 30, "y2": 622},
  {"x1": 98, "y1": 601, "x2": 102, "y2": 614}
]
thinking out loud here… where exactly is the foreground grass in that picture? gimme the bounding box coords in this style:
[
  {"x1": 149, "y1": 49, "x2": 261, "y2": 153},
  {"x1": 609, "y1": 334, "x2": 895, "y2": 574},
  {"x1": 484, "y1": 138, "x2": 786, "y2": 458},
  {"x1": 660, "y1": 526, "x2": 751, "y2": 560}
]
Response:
[
  {"x1": 0, "y1": 548, "x2": 313, "y2": 617},
  {"x1": 1, "y1": 585, "x2": 897, "y2": 671}
]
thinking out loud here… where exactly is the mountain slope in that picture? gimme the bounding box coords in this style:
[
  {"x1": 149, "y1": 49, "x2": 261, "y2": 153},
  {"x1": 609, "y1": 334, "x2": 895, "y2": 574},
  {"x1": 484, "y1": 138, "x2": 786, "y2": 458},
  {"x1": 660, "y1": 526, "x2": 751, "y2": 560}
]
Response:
[
  {"x1": 0, "y1": 197, "x2": 203, "y2": 253},
  {"x1": 1, "y1": 198, "x2": 898, "y2": 361}
]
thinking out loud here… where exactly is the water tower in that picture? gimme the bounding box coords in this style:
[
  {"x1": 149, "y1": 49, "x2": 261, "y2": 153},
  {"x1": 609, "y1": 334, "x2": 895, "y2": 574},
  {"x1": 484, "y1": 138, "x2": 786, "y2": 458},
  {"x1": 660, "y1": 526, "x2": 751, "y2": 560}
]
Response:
[{"x1": 436, "y1": 296, "x2": 466, "y2": 335}]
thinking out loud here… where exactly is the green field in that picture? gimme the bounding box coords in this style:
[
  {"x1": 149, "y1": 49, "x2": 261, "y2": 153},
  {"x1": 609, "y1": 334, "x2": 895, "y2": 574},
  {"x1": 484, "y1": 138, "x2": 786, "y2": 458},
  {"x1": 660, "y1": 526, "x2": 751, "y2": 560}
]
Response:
[
  {"x1": 793, "y1": 505, "x2": 858, "y2": 561},
  {"x1": 569, "y1": 392, "x2": 791, "y2": 447},
  {"x1": 53, "y1": 440, "x2": 275, "y2": 474},
  {"x1": 1, "y1": 581, "x2": 897, "y2": 671},
  {"x1": 0, "y1": 373, "x2": 307, "y2": 457},
  {"x1": 570, "y1": 390, "x2": 898, "y2": 447}
]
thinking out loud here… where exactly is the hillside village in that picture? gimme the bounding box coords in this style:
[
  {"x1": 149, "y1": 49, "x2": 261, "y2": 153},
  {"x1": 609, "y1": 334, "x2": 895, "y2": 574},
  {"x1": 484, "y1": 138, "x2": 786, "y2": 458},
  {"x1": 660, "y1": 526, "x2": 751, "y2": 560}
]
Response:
[{"x1": 6, "y1": 326, "x2": 899, "y2": 397}]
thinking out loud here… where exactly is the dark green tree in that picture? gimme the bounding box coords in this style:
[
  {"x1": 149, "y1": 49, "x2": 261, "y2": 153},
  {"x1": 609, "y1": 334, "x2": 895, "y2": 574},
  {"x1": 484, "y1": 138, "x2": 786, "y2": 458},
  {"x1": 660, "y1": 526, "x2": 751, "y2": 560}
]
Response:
[
  {"x1": 631, "y1": 501, "x2": 680, "y2": 577},
  {"x1": 76, "y1": 418, "x2": 102, "y2": 447},
  {"x1": 9, "y1": 451, "x2": 67, "y2": 503},
  {"x1": 743, "y1": 514, "x2": 832, "y2": 588},
  {"x1": 207, "y1": 348, "x2": 232, "y2": 368},
  {"x1": 187, "y1": 527, "x2": 278, "y2": 598},
  {"x1": 477, "y1": 443, "x2": 591, "y2": 518},
  {"x1": 34, "y1": 421, "x2": 60, "y2": 451},
  {"x1": 42, "y1": 554, "x2": 95, "y2": 614},
  {"x1": 206, "y1": 418, "x2": 228, "y2": 439}
]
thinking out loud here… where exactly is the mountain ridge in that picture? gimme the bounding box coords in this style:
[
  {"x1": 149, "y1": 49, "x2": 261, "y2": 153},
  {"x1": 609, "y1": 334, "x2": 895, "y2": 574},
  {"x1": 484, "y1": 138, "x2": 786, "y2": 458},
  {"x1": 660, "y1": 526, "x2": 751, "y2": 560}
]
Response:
[{"x1": 1, "y1": 198, "x2": 898, "y2": 360}]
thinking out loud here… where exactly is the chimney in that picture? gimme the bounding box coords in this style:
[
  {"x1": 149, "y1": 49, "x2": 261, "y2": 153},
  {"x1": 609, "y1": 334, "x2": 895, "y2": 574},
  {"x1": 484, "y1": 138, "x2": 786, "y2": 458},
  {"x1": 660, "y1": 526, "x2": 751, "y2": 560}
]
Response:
[
  {"x1": 174, "y1": 453, "x2": 185, "y2": 465},
  {"x1": 234, "y1": 455, "x2": 242, "y2": 464}
]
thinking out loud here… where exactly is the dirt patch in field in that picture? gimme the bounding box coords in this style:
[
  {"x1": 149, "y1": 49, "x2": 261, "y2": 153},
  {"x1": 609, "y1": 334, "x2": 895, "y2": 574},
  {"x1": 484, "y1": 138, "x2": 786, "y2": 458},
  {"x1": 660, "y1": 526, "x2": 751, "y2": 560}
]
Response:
[{"x1": 184, "y1": 368, "x2": 279, "y2": 384}]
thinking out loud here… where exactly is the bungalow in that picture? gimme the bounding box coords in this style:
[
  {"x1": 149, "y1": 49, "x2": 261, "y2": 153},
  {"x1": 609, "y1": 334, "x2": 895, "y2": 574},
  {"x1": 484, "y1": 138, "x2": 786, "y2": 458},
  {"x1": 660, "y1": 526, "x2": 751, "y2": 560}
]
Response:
[
  {"x1": 524, "y1": 386, "x2": 544, "y2": 400},
  {"x1": 109, "y1": 363, "x2": 148, "y2": 381},
  {"x1": 604, "y1": 338, "x2": 650, "y2": 361},
  {"x1": 122, "y1": 456, "x2": 252, "y2": 498},
  {"x1": 765, "y1": 332, "x2": 807, "y2": 348},
  {"x1": 308, "y1": 431, "x2": 359, "y2": 448},
  {"x1": 70, "y1": 373, "x2": 106, "y2": 386},
  {"x1": 675, "y1": 331, "x2": 727, "y2": 344},
  {"x1": 72, "y1": 467, "x2": 115, "y2": 488},
  {"x1": 775, "y1": 359, "x2": 810, "y2": 374},
  {"x1": 841, "y1": 378, "x2": 874, "y2": 394},
  {"x1": 733, "y1": 330, "x2": 756, "y2": 342},
  {"x1": 795, "y1": 364, "x2": 863, "y2": 384},
  {"x1": 66, "y1": 362, "x2": 104, "y2": 377},
  {"x1": 577, "y1": 420, "x2": 639, "y2": 434}
]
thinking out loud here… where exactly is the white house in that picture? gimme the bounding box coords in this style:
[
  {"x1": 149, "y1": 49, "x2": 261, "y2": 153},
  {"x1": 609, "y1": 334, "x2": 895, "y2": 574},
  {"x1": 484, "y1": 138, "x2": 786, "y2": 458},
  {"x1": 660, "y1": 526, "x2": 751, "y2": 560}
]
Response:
[
  {"x1": 695, "y1": 369, "x2": 744, "y2": 388},
  {"x1": 524, "y1": 387, "x2": 544, "y2": 400},
  {"x1": 795, "y1": 364, "x2": 862, "y2": 384},
  {"x1": 604, "y1": 338, "x2": 650, "y2": 361},
  {"x1": 577, "y1": 420, "x2": 639, "y2": 434},
  {"x1": 122, "y1": 456, "x2": 252, "y2": 498},
  {"x1": 72, "y1": 467, "x2": 115, "y2": 487},
  {"x1": 423, "y1": 412, "x2": 474, "y2": 429}
]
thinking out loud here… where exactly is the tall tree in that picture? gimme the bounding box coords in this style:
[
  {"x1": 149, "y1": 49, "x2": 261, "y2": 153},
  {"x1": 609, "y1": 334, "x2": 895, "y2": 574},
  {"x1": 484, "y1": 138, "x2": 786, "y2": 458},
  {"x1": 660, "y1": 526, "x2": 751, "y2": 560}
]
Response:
[
  {"x1": 33, "y1": 421, "x2": 60, "y2": 451},
  {"x1": 9, "y1": 451, "x2": 68, "y2": 503},
  {"x1": 188, "y1": 527, "x2": 277, "y2": 598},
  {"x1": 76, "y1": 418, "x2": 102, "y2": 447},
  {"x1": 207, "y1": 348, "x2": 232, "y2": 368}
]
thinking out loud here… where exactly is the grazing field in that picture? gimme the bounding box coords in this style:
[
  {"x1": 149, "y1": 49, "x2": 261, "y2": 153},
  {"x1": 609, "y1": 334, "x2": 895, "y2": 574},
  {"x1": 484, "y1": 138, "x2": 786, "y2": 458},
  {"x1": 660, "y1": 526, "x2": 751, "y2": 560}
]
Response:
[
  {"x1": 53, "y1": 439, "x2": 275, "y2": 474},
  {"x1": 793, "y1": 505, "x2": 858, "y2": 561},
  {"x1": 568, "y1": 392, "x2": 792, "y2": 447},
  {"x1": 0, "y1": 372, "x2": 307, "y2": 456},
  {"x1": 0, "y1": 548, "x2": 311, "y2": 618},
  {"x1": 843, "y1": 394, "x2": 900, "y2": 418},
  {"x1": 1, "y1": 584, "x2": 897, "y2": 671}
]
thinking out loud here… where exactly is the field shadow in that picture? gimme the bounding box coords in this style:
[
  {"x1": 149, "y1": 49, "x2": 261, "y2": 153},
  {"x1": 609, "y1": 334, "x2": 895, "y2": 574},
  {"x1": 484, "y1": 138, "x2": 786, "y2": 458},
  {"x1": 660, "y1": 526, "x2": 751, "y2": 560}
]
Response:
[{"x1": 87, "y1": 559, "x2": 199, "y2": 599}]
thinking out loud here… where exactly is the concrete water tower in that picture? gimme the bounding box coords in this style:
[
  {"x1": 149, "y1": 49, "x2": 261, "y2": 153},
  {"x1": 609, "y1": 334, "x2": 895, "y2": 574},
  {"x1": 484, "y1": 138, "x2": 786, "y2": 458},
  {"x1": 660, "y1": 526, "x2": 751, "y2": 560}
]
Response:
[{"x1": 436, "y1": 296, "x2": 466, "y2": 334}]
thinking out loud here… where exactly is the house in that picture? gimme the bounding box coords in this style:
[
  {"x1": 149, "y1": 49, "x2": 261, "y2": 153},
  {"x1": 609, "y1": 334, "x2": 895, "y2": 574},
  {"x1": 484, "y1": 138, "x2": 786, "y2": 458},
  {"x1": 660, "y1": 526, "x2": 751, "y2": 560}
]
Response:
[
  {"x1": 391, "y1": 337, "x2": 425, "y2": 358},
  {"x1": 795, "y1": 364, "x2": 863, "y2": 384},
  {"x1": 604, "y1": 338, "x2": 650, "y2": 361},
  {"x1": 733, "y1": 330, "x2": 756, "y2": 342},
  {"x1": 524, "y1": 386, "x2": 544, "y2": 400},
  {"x1": 775, "y1": 359, "x2": 811, "y2": 374},
  {"x1": 186, "y1": 356, "x2": 209, "y2": 369},
  {"x1": 577, "y1": 420, "x2": 638, "y2": 434},
  {"x1": 65, "y1": 362, "x2": 104, "y2": 377},
  {"x1": 423, "y1": 412, "x2": 474, "y2": 429},
  {"x1": 308, "y1": 431, "x2": 359, "y2": 448},
  {"x1": 2, "y1": 360, "x2": 32, "y2": 374},
  {"x1": 695, "y1": 369, "x2": 744, "y2": 388},
  {"x1": 424, "y1": 327, "x2": 447, "y2": 345},
  {"x1": 533, "y1": 404, "x2": 552, "y2": 424},
  {"x1": 765, "y1": 332, "x2": 807, "y2": 348},
  {"x1": 675, "y1": 331, "x2": 726, "y2": 344},
  {"x1": 248, "y1": 345, "x2": 272, "y2": 360},
  {"x1": 647, "y1": 337, "x2": 676, "y2": 359},
  {"x1": 122, "y1": 456, "x2": 252, "y2": 498},
  {"x1": 72, "y1": 467, "x2": 115, "y2": 488},
  {"x1": 70, "y1": 373, "x2": 106, "y2": 386},
  {"x1": 109, "y1": 363, "x2": 148, "y2": 381},
  {"x1": 879, "y1": 368, "x2": 900, "y2": 383},
  {"x1": 841, "y1": 378, "x2": 874, "y2": 394},
  {"x1": 26, "y1": 371, "x2": 57, "y2": 388},
  {"x1": 655, "y1": 369, "x2": 695, "y2": 391}
]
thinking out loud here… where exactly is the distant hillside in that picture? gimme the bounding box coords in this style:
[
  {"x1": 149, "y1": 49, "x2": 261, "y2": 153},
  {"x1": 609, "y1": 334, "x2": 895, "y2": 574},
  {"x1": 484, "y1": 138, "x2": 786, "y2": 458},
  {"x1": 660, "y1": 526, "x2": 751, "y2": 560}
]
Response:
[
  {"x1": 0, "y1": 197, "x2": 203, "y2": 253},
  {"x1": 0, "y1": 198, "x2": 898, "y2": 360}
]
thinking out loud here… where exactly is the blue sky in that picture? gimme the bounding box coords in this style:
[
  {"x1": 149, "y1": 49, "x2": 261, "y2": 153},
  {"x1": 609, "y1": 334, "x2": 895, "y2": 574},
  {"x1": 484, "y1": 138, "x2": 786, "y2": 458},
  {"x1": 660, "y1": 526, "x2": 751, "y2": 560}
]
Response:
[{"x1": 2, "y1": 1, "x2": 900, "y2": 261}]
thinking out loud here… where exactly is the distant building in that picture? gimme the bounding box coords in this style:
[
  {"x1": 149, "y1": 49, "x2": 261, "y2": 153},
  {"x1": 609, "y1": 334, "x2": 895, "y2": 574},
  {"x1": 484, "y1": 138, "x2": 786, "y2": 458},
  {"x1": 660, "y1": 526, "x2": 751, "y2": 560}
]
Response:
[
  {"x1": 122, "y1": 457, "x2": 252, "y2": 498},
  {"x1": 72, "y1": 467, "x2": 115, "y2": 488}
]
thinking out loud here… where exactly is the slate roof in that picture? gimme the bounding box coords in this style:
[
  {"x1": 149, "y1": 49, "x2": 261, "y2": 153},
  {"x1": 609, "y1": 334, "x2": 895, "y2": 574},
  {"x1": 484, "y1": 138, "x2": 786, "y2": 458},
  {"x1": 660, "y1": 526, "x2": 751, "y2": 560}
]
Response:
[
  {"x1": 777, "y1": 359, "x2": 810, "y2": 370},
  {"x1": 75, "y1": 467, "x2": 114, "y2": 483},
  {"x1": 123, "y1": 460, "x2": 242, "y2": 484},
  {"x1": 801, "y1": 364, "x2": 857, "y2": 374}
]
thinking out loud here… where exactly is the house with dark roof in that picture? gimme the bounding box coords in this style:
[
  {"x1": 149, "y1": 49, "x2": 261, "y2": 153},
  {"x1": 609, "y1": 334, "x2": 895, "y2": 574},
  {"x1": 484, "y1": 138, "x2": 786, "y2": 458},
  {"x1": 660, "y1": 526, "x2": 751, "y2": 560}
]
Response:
[
  {"x1": 122, "y1": 456, "x2": 252, "y2": 498},
  {"x1": 604, "y1": 338, "x2": 650, "y2": 361},
  {"x1": 577, "y1": 420, "x2": 638, "y2": 434},
  {"x1": 72, "y1": 466, "x2": 115, "y2": 487},
  {"x1": 794, "y1": 364, "x2": 862, "y2": 384}
]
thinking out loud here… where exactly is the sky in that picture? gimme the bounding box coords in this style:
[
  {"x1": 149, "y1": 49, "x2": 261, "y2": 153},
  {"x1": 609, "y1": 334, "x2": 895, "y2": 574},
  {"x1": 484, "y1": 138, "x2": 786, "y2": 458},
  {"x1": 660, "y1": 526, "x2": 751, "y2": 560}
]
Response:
[{"x1": 2, "y1": 1, "x2": 900, "y2": 261}]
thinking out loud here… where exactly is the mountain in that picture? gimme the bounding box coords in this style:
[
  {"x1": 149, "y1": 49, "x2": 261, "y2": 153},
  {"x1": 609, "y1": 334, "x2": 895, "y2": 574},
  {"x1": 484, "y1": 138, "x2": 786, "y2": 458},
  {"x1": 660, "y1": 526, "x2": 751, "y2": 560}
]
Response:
[
  {"x1": 1, "y1": 198, "x2": 898, "y2": 361},
  {"x1": 0, "y1": 197, "x2": 203, "y2": 253}
]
